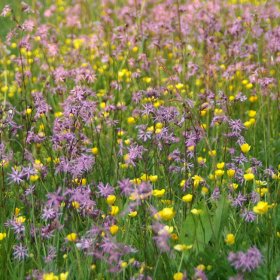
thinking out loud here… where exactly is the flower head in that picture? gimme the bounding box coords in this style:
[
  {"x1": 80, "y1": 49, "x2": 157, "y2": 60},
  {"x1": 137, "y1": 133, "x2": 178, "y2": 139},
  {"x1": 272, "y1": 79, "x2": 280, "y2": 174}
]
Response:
[
  {"x1": 253, "y1": 201, "x2": 269, "y2": 215},
  {"x1": 240, "y1": 143, "x2": 251, "y2": 154}
]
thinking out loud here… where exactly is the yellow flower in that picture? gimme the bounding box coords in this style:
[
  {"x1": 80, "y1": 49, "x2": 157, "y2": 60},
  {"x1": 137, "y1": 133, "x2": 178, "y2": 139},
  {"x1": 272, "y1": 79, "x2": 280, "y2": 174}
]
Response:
[
  {"x1": 25, "y1": 108, "x2": 32, "y2": 115},
  {"x1": 59, "y1": 272, "x2": 69, "y2": 280},
  {"x1": 196, "y1": 264, "x2": 206, "y2": 271},
  {"x1": 66, "y1": 233, "x2": 77, "y2": 242},
  {"x1": 72, "y1": 201, "x2": 80, "y2": 209},
  {"x1": 152, "y1": 189, "x2": 165, "y2": 197},
  {"x1": 127, "y1": 117, "x2": 136, "y2": 124},
  {"x1": 248, "y1": 110, "x2": 256, "y2": 117},
  {"x1": 0, "y1": 232, "x2": 7, "y2": 241},
  {"x1": 188, "y1": 145, "x2": 195, "y2": 152},
  {"x1": 155, "y1": 128, "x2": 162, "y2": 134},
  {"x1": 175, "y1": 83, "x2": 184, "y2": 90},
  {"x1": 54, "y1": 112, "x2": 63, "y2": 118},
  {"x1": 197, "y1": 157, "x2": 206, "y2": 165},
  {"x1": 15, "y1": 216, "x2": 26, "y2": 224},
  {"x1": 14, "y1": 207, "x2": 20, "y2": 216},
  {"x1": 180, "y1": 180, "x2": 186, "y2": 188},
  {"x1": 128, "y1": 211, "x2": 137, "y2": 217},
  {"x1": 200, "y1": 110, "x2": 207, "y2": 117},
  {"x1": 106, "y1": 195, "x2": 116, "y2": 205},
  {"x1": 143, "y1": 77, "x2": 152, "y2": 83},
  {"x1": 30, "y1": 174, "x2": 39, "y2": 182},
  {"x1": 229, "y1": 183, "x2": 239, "y2": 190},
  {"x1": 149, "y1": 175, "x2": 158, "y2": 183},
  {"x1": 124, "y1": 139, "x2": 131, "y2": 145},
  {"x1": 215, "y1": 169, "x2": 224, "y2": 177},
  {"x1": 244, "y1": 173, "x2": 254, "y2": 181},
  {"x1": 174, "y1": 244, "x2": 193, "y2": 251},
  {"x1": 225, "y1": 233, "x2": 235, "y2": 245},
  {"x1": 249, "y1": 95, "x2": 258, "y2": 102},
  {"x1": 173, "y1": 272, "x2": 184, "y2": 280},
  {"x1": 240, "y1": 143, "x2": 251, "y2": 153},
  {"x1": 91, "y1": 147, "x2": 98, "y2": 155},
  {"x1": 109, "y1": 225, "x2": 119, "y2": 235},
  {"x1": 43, "y1": 273, "x2": 58, "y2": 280},
  {"x1": 121, "y1": 261, "x2": 128, "y2": 268},
  {"x1": 171, "y1": 233, "x2": 178, "y2": 240},
  {"x1": 140, "y1": 173, "x2": 149, "y2": 181},
  {"x1": 255, "y1": 180, "x2": 267, "y2": 186},
  {"x1": 227, "y1": 169, "x2": 236, "y2": 178},
  {"x1": 256, "y1": 187, "x2": 268, "y2": 197},
  {"x1": 158, "y1": 225, "x2": 173, "y2": 235},
  {"x1": 182, "y1": 194, "x2": 193, "y2": 203},
  {"x1": 253, "y1": 201, "x2": 269, "y2": 215},
  {"x1": 216, "y1": 162, "x2": 225, "y2": 169},
  {"x1": 201, "y1": 187, "x2": 209, "y2": 195},
  {"x1": 191, "y1": 208, "x2": 203, "y2": 215},
  {"x1": 244, "y1": 120, "x2": 252, "y2": 128},
  {"x1": 192, "y1": 175, "x2": 204, "y2": 188},
  {"x1": 110, "y1": 206, "x2": 119, "y2": 216},
  {"x1": 208, "y1": 150, "x2": 216, "y2": 157},
  {"x1": 130, "y1": 178, "x2": 141, "y2": 185},
  {"x1": 214, "y1": 108, "x2": 223, "y2": 116},
  {"x1": 158, "y1": 207, "x2": 175, "y2": 221}
]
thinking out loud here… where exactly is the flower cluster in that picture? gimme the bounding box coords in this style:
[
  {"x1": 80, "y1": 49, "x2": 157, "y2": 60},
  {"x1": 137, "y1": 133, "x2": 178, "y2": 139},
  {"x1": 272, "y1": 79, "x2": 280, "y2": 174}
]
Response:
[{"x1": 0, "y1": 0, "x2": 279, "y2": 279}]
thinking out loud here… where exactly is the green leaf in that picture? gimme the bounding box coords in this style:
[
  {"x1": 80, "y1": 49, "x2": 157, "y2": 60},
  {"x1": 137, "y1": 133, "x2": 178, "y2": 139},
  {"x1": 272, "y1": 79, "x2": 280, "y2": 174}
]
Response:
[
  {"x1": 180, "y1": 204, "x2": 214, "y2": 253},
  {"x1": 213, "y1": 196, "x2": 230, "y2": 239}
]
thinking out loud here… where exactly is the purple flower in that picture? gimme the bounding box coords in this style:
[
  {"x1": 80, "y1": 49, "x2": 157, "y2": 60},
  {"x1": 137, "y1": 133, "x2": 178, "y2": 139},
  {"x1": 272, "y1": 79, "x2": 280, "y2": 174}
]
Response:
[
  {"x1": 97, "y1": 182, "x2": 114, "y2": 197},
  {"x1": 211, "y1": 187, "x2": 220, "y2": 200},
  {"x1": 24, "y1": 185, "x2": 36, "y2": 196},
  {"x1": 152, "y1": 222, "x2": 171, "y2": 252},
  {"x1": 241, "y1": 210, "x2": 256, "y2": 223},
  {"x1": 137, "y1": 125, "x2": 153, "y2": 142},
  {"x1": 8, "y1": 167, "x2": 24, "y2": 184},
  {"x1": 32, "y1": 91, "x2": 51, "y2": 119},
  {"x1": 42, "y1": 207, "x2": 57, "y2": 221},
  {"x1": 13, "y1": 243, "x2": 28, "y2": 261},
  {"x1": 228, "y1": 119, "x2": 245, "y2": 134},
  {"x1": 250, "y1": 192, "x2": 260, "y2": 204},
  {"x1": 5, "y1": 219, "x2": 25, "y2": 236},
  {"x1": 228, "y1": 247, "x2": 262, "y2": 272},
  {"x1": 231, "y1": 193, "x2": 247, "y2": 208},
  {"x1": 118, "y1": 179, "x2": 133, "y2": 196},
  {"x1": 1, "y1": 5, "x2": 11, "y2": 17},
  {"x1": 44, "y1": 246, "x2": 57, "y2": 263},
  {"x1": 126, "y1": 144, "x2": 146, "y2": 166},
  {"x1": 229, "y1": 273, "x2": 244, "y2": 280},
  {"x1": 194, "y1": 268, "x2": 208, "y2": 280},
  {"x1": 76, "y1": 238, "x2": 94, "y2": 250}
]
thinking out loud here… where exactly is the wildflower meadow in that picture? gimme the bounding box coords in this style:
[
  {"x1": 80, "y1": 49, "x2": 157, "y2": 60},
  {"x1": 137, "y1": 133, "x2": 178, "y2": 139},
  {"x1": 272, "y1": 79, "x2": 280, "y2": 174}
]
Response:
[{"x1": 0, "y1": 0, "x2": 280, "y2": 279}]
